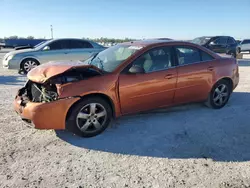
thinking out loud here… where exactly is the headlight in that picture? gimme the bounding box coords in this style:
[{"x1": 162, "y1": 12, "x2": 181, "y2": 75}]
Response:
[{"x1": 6, "y1": 55, "x2": 14, "y2": 61}]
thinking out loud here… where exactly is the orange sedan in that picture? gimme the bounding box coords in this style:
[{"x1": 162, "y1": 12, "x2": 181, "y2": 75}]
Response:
[{"x1": 14, "y1": 40, "x2": 239, "y2": 137}]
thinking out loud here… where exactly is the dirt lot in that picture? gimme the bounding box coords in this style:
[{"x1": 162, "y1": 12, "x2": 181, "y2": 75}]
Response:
[{"x1": 0, "y1": 51, "x2": 250, "y2": 188}]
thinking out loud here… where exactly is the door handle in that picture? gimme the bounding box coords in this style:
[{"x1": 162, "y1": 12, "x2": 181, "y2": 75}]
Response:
[
  {"x1": 165, "y1": 74, "x2": 174, "y2": 79},
  {"x1": 207, "y1": 66, "x2": 214, "y2": 71}
]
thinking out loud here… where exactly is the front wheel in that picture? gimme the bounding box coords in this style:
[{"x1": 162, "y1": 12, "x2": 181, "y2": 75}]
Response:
[
  {"x1": 21, "y1": 58, "x2": 39, "y2": 74},
  {"x1": 205, "y1": 80, "x2": 231, "y2": 109},
  {"x1": 66, "y1": 97, "x2": 112, "y2": 137}
]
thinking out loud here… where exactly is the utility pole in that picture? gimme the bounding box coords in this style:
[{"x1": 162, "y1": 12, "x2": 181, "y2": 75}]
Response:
[{"x1": 50, "y1": 25, "x2": 53, "y2": 39}]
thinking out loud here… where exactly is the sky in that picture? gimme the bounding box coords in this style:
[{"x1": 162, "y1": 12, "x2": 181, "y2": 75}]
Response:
[{"x1": 1, "y1": 0, "x2": 250, "y2": 40}]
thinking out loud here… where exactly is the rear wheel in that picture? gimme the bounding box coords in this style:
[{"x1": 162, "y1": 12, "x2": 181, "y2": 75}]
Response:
[
  {"x1": 66, "y1": 97, "x2": 112, "y2": 137},
  {"x1": 21, "y1": 58, "x2": 39, "y2": 74},
  {"x1": 205, "y1": 80, "x2": 231, "y2": 109}
]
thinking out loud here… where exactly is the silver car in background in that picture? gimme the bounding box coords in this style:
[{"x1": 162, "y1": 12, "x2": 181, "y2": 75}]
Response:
[
  {"x1": 237, "y1": 39, "x2": 250, "y2": 54},
  {"x1": 2, "y1": 38, "x2": 105, "y2": 73}
]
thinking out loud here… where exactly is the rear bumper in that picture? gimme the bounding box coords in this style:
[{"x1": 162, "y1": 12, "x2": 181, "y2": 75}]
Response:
[{"x1": 14, "y1": 93, "x2": 80, "y2": 130}]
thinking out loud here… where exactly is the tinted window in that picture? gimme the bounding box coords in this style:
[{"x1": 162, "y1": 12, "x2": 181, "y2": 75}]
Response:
[
  {"x1": 242, "y1": 40, "x2": 250, "y2": 44},
  {"x1": 49, "y1": 40, "x2": 70, "y2": 50},
  {"x1": 192, "y1": 37, "x2": 211, "y2": 45},
  {"x1": 131, "y1": 47, "x2": 173, "y2": 73},
  {"x1": 70, "y1": 40, "x2": 93, "y2": 49},
  {"x1": 212, "y1": 37, "x2": 228, "y2": 45},
  {"x1": 227, "y1": 38, "x2": 236, "y2": 44},
  {"x1": 175, "y1": 46, "x2": 201, "y2": 65},
  {"x1": 201, "y1": 51, "x2": 214, "y2": 61}
]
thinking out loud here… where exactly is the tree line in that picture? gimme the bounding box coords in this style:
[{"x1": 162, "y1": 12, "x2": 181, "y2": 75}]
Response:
[
  {"x1": 0, "y1": 36, "x2": 136, "y2": 43},
  {"x1": 83, "y1": 37, "x2": 135, "y2": 43}
]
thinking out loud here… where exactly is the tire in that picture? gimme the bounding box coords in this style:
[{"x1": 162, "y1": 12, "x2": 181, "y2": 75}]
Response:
[
  {"x1": 21, "y1": 58, "x2": 40, "y2": 74},
  {"x1": 205, "y1": 79, "x2": 232, "y2": 109},
  {"x1": 66, "y1": 97, "x2": 112, "y2": 137}
]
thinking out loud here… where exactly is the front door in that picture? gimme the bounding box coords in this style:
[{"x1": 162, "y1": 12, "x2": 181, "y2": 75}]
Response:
[
  {"x1": 38, "y1": 39, "x2": 71, "y2": 64},
  {"x1": 209, "y1": 37, "x2": 228, "y2": 53},
  {"x1": 118, "y1": 46, "x2": 177, "y2": 114}
]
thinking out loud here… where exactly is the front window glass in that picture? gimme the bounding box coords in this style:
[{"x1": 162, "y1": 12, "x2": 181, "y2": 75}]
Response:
[
  {"x1": 83, "y1": 44, "x2": 142, "y2": 72},
  {"x1": 212, "y1": 37, "x2": 227, "y2": 45},
  {"x1": 131, "y1": 47, "x2": 173, "y2": 73}
]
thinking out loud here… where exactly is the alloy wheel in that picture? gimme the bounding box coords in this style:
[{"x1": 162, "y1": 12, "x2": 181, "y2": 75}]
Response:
[
  {"x1": 23, "y1": 60, "x2": 38, "y2": 72},
  {"x1": 213, "y1": 84, "x2": 229, "y2": 106},
  {"x1": 76, "y1": 103, "x2": 107, "y2": 133}
]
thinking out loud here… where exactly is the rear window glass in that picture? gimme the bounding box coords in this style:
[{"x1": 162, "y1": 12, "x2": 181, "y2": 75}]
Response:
[{"x1": 201, "y1": 51, "x2": 214, "y2": 61}]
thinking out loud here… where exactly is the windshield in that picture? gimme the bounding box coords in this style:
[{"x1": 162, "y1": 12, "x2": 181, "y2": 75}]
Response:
[
  {"x1": 34, "y1": 39, "x2": 53, "y2": 50},
  {"x1": 33, "y1": 41, "x2": 47, "y2": 48},
  {"x1": 192, "y1": 37, "x2": 211, "y2": 45},
  {"x1": 83, "y1": 44, "x2": 143, "y2": 72}
]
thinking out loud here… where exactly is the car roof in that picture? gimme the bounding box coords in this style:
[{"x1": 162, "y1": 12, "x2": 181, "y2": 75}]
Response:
[
  {"x1": 198, "y1": 36, "x2": 234, "y2": 39},
  {"x1": 49, "y1": 38, "x2": 91, "y2": 42},
  {"x1": 122, "y1": 39, "x2": 191, "y2": 47}
]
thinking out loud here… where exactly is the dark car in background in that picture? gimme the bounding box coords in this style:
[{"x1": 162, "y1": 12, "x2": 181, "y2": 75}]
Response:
[
  {"x1": 237, "y1": 39, "x2": 250, "y2": 54},
  {"x1": 3, "y1": 39, "x2": 47, "y2": 49},
  {"x1": 192, "y1": 36, "x2": 238, "y2": 57}
]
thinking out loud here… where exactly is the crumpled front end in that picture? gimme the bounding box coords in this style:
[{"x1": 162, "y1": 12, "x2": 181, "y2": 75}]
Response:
[
  {"x1": 14, "y1": 81, "x2": 79, "y2": 129},
  {"x1": 14, "y1": 66, "x2": 103, "y2": 130}
]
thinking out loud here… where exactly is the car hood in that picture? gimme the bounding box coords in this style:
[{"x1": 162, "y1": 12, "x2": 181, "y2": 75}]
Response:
[
  {"x1": 6, "y1": 48, "x2": 35, "y2": 56},
  {"x1": 27, "y1": 61, "x2": 103, "y2": 83}
]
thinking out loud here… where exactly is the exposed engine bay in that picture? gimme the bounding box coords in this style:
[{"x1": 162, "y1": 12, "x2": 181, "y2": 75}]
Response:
[{"x1": 18, "y1": 68, "x2": 102, "y2": 104}]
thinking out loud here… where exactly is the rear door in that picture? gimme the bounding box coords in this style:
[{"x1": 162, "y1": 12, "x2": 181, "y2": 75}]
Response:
[
  {"x1": 119, "y1": 46, "x2": 177, "y2": 114},
  {"x1": 227, "y1": 37, "x2": 237, "y2": 52},
  {"x1": 174, "y1": 46, "x2": 215, "y2": 104},
  {"x1": 68, "y1": 40, "x2": 100, "y2": 61}
]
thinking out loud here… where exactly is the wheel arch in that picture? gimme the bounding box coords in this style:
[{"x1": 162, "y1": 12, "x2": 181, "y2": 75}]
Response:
[
  {"x1": 66, "y1": 93, "x2": 116, "y2": 122},
  {"x1": 214, "y1": 77, "x2": 233, "y2": 92},
  {"x1": 20, "y1": 56, "x2": 40, "y2": 69}
]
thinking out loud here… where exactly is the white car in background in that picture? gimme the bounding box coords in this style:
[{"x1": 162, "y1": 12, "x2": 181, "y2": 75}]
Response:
[
  {"x1": 2, "y1": 38, "x2": 105, "y2": 73},
  {"x1": 237, "y1": 39, "x2": 250, "y2": 54}
]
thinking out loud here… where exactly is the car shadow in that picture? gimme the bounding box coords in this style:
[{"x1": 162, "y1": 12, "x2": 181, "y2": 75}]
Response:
[
  {"x1": 56, "y1": 92, "x2": 250, "y2": 162},
  {"x1": 0, "y1": 75, "x2": 27, "y2": 86}
]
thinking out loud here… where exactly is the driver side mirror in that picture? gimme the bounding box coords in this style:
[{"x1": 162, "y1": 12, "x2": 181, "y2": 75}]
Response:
[
  {"x1": 43, "y1": 46, "x2": 50, "y2": 51},
  {"x1": 128, "y1": 66, "x2": 145, "y2": 74},
  {"x1": 209, "y1": 41, "x2": 215, "y2": 46}
]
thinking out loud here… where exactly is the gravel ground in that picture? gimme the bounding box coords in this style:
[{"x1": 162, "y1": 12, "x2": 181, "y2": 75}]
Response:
[{"x1": 1, "y1": 51, "x2": 250, "y2": 188}]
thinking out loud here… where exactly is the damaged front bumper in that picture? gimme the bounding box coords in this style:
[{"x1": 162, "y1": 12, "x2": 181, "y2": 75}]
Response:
[{"x1": 14, "y1": 86, "x2": 80, "y2": 130}]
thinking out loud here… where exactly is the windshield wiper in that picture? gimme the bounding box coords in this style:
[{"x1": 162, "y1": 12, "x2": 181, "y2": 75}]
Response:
[{"x1": 89, "y1": 53, "x2": 99, "y2": 64}]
